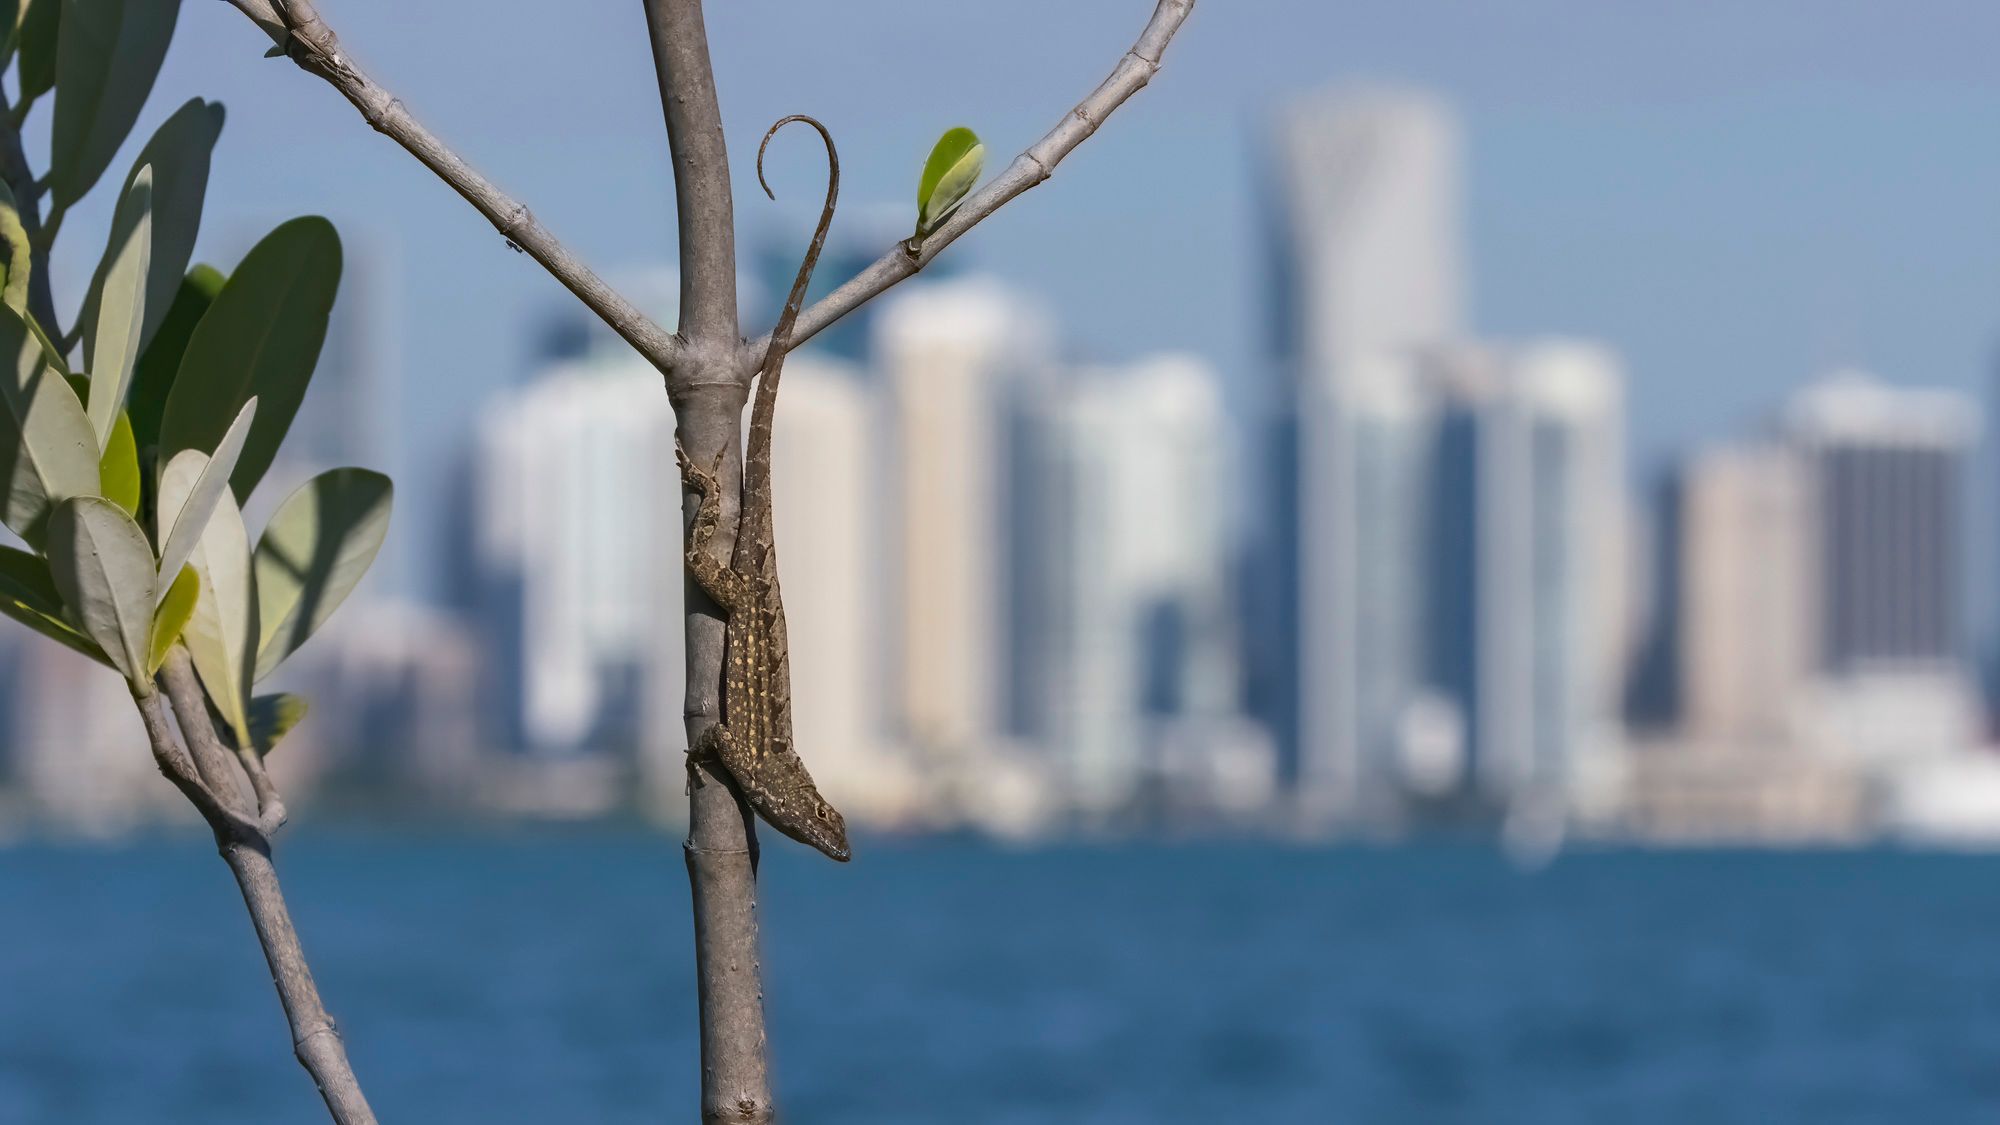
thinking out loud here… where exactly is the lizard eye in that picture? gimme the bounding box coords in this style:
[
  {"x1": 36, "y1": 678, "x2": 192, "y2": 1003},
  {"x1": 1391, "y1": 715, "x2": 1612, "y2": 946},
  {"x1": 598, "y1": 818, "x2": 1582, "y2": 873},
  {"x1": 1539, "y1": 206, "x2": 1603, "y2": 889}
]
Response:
[{"x1": 815, "y1": 806, "x2": 830, "y2": 821}]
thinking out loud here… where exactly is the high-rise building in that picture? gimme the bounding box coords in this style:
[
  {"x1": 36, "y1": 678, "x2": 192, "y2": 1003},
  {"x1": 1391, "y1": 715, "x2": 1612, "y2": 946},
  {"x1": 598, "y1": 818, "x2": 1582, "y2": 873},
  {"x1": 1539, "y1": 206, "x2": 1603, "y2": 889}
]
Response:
[
  {"x1": 472, "y1": 337, "x2": 678, "y2": 761},
  {"x1": 1779, "y1": 371, "x2": 1982, "y2": 760},
  {"x1": 1417, "y1": 343, "x2": 1628, "y2": 813},
  {"x1": 757, "y1": 355, "x2": 920, "y2": 826},
  {"x1": 3, "y1": 640, "x2": 178, "y2": 834},
  {"x1": 1024, "y1": 354, "x2": 1265, "y2": 821},
  {"x1": 1268, "y1": 88, "x2": 1464, "y2": 382},
  {"x1": 1296, "y1": 352, "x2": 1432, "y2": 824},
  {"x1": 873, "y1": 277, "x2": 1054, "y2": 767},
  {"x1": 1782, "y1": 372, "x2": 1975, "y2": 674},
  {"x1": 1674, "y1": 444, "x2": 1816, "y2": 743},
  {"x1": 1258, "y1": 87, "x2": 1465, "y2": 828},
  {"x1": 1482, "y1": 344, "x2": 1628, "y2": 805},
  {"x1": 267, "y1": 601, "x2": 482, "y2": 802}
]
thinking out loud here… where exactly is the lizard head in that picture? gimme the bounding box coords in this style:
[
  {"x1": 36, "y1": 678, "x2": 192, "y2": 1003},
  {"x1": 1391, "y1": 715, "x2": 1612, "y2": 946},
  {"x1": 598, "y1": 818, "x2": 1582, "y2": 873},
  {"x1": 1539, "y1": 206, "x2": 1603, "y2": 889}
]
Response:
[{"x1": 786, "y1": 796, "x2": 851, "y2": 863}]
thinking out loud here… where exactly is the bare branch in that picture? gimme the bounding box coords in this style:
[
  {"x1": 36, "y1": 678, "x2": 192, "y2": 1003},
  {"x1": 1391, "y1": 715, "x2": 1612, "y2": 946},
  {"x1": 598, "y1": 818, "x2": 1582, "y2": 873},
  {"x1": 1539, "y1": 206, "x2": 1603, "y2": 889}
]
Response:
[
  {"x1": 133, "y1": 685, "x2": 266, "y2": 842},
  {"x1": 223, "y1": 0, "x2": 683, "y2": 373},
  {"x1": 220, "y1": 836, "x2": 378, "y2": 1125},
  {"x1": 137, "y1": 662, "x2": 374, "y2": 1122},
  {"x1": 641, "y1": 2, "x2": 776, "y2": 1118},
  {"x1": 161, "y1": 649, "x2": 290, "y2": 835},
  {"x1": 644, "y1": 0, "x2": 740, "y2": 357},
  {"x1": 160, "y1": 651, "x2": 254, "y2": 809},
  {"x1": 745, "y1": 0, "x2": 1197, "y2": 364}
]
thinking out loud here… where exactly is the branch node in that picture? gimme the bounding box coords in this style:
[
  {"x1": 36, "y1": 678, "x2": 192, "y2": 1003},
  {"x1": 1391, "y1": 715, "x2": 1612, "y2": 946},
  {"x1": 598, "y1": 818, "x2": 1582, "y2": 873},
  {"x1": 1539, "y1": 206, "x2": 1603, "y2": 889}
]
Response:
[
  {"x1": 222, "y1": 0, "x2": 683, "y2": 375},
  {"x1": 295, "y1": 1020, "x2": 340, "y2": 1051},
  {"x1": 499, "y1": 202, "x2": 533, "y2": 240}
]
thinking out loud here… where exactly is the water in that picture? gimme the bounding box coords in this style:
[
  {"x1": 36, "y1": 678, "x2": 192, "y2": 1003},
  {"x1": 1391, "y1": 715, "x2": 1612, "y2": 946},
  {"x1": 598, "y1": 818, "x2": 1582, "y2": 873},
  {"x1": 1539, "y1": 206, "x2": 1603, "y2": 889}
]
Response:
[{"x1": 3, "y1": 832, "x2": 1999, "y2": 1123}]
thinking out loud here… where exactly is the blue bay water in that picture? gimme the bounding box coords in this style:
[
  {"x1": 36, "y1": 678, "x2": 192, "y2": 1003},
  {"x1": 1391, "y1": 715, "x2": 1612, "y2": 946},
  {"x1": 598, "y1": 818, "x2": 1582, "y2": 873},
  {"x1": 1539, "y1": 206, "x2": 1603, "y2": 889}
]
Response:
[{"x1": 3, "y1": 832, "x2": 1999, "y2": 1123}]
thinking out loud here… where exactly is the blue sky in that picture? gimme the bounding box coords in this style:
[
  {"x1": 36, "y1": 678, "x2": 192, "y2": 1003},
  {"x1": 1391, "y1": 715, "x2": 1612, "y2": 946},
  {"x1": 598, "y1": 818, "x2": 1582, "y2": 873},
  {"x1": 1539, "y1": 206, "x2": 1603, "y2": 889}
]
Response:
[{"x1": 40, "y1": 1, "x2": 2000, "y2": 596}]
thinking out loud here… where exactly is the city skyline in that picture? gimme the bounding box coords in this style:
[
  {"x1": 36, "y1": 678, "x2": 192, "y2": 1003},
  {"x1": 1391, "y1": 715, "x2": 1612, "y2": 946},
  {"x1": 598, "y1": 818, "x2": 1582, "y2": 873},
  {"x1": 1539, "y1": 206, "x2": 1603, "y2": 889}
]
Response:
[
  {"x1": 7, "y1": 61, "x2": 2000, "y2": 845},
  {"x1": 26, "y1": 2, "x2": 1999, "y2": 607}
]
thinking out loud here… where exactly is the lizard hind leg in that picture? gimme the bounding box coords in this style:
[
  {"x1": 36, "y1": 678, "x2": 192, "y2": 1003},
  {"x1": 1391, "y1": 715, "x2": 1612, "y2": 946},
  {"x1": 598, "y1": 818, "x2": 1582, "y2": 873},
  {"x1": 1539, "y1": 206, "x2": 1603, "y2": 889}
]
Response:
[
  {"x1": 674, "y1": 441, "x2": 727, "y2": 559},
  {"x1": 674, "y1": 442, "x2": 744, "y2": 610},
  {"x1": 685, "y1": 723, "x2": 728, "y2": 795}
]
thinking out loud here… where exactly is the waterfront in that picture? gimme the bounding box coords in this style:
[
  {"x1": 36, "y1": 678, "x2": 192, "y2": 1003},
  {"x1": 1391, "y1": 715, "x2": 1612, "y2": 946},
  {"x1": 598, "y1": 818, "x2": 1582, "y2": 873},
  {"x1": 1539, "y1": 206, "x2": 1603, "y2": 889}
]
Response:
[{"x1": 3, "y1": 832, "x2": 1998, "y2": 1122}]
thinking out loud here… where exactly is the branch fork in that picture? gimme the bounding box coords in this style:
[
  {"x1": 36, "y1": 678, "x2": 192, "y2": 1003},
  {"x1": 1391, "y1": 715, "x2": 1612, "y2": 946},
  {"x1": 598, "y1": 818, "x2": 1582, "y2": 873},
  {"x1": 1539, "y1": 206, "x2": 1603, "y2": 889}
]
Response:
[{"x1": 211, "y1": 1, "x2": 1198, "y2": 1121}]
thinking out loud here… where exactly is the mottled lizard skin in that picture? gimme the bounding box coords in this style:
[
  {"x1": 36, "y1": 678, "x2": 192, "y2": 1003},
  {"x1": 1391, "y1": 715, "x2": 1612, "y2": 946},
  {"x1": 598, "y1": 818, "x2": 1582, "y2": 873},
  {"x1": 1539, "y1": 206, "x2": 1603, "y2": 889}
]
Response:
[{"x1": 677, "y1": 115, "x2": 849, "y2": 862}]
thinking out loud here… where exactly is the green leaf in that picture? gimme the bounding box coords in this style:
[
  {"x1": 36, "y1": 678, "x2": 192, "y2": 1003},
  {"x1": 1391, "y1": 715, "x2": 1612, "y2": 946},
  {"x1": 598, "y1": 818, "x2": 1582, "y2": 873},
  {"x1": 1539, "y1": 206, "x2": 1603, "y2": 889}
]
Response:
[
  {"x1": 15, "y1": 0, "x2": 60, "y2": 106},
  {"x1": 26, "y1": 311, "x2": 69, "y2": 378},
  {"x1": 0, "y1": 180, "x2": 31, "y2": 313},
  {"x1": 75, "y1": 100, "x2": 224, "y2": 369},
  {"x1": 158, "y1": 217, "x2": 341, "y2": 502},
  {"x1": 127, "y1": 264, "x2": 222, "y2": 456},
  {"x1": 98, "y1": 407, "x2": 137, "y2": 515},
  {"x1": 915, "y1": 126, "x2": 984, "y2": 238},
  {"x1": 0, "y1": 305, "x2": 99, "y2": 548},
  {"x1": 245, "y1": 692, "x2": 307, "y2": 755},
  {"x1": 154, "y1": 396, "x2": 255, "y2": 596},
  {"x1": 147, "y1": 561, "x2": 194, "y2": 674},
  {"x1": 177, "y1": 483, "x2": 255, "y2": 745},
  {"x1": 253, "y1": 468, "x2": 391, "y2": 682},
  {"x1": 0, "y1": 543, "x2": 109, "y2": 664},
  {"x1": 49, "y1": 0, "x2": 182, "y2": 210},
  {"x1": 45, "y1": 494, "x2": 154, "y2": 680},
  {"x1": 84, "y1": 163, "x2": 149, "y2": 448},
  {"x1": 0, "y1": 1, "x2": 23, "y2": 68}
]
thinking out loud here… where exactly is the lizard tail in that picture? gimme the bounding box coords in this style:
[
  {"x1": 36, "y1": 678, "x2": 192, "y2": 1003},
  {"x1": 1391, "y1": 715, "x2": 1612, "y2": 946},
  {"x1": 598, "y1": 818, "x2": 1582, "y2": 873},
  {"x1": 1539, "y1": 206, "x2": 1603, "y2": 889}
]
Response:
[{"x1": 743, "y1": 115, "x2": 840, "y2": 505}]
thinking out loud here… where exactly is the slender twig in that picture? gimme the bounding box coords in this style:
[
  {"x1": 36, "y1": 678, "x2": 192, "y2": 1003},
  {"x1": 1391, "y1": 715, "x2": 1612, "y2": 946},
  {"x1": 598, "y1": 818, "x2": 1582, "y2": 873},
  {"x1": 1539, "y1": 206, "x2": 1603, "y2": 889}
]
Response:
[
  {"x1": 142, "y1": 656, "x2": 370, "y2": 1123},
  {"x1": 160, "y1": 648, "x2": 288, "y2": 834},
  {"x1": 746, "y1": 0, "x2": 1197, "y2": 367},
  {"x1": 160, "y1": 650, "x2": 254, "y2": 810},
  {"x1": 217, "y1": 836, "x2": 377, "y2": 1125},
  {"x1": 225, "y1": 0, "x2": 682, "y2": 373},
  {"x1": 0, "y1": 85, "x2": 63, "y2": 339},
  {"x1": 132, "y1": 685, "x2": 265, "y2": 841},
  {"x1": 235, "y1": 743, "x2": 292, "y2": 829},
  {"x1": 643, "y1": 0, "x2": 738, "y2": 361}
]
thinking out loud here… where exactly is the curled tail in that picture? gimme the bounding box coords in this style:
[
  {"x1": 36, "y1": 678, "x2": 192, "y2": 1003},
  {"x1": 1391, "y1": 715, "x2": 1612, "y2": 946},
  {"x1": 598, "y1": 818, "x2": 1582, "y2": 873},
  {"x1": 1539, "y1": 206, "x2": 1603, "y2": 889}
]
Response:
[{"x1": 741, "y1": 115, "x2": 839, "y2": 516}]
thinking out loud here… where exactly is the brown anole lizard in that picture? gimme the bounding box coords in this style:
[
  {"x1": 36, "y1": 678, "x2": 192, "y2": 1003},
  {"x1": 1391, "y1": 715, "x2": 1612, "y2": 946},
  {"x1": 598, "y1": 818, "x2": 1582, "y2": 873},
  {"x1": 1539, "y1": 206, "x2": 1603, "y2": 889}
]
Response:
[{"x1": 676, "y1": 114, "x2": 850, "y2": 861}]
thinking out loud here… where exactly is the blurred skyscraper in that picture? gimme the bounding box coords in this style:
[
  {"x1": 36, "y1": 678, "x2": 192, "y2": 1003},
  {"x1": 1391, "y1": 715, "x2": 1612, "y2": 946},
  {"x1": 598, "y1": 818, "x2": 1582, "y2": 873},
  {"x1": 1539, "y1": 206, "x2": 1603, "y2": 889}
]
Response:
[
  {"x1": 472, "y1": 334, "x2": 677, "y2": 775},
  {"x1": 1620, "y1": 371, "x2": 1984, "y2": 842},
  {"x1": 1259, "y1": 87, "x2": 1464, "y2": 829},
  {"x1": 1415, "y1": 344, "x2": 1630, "y2": 820},
  {"x1": 1675, "y1": 444, "x2": 1816, "y2": 744},
  {"x1": 1473, "y1": 344, "x2": 1629, "y2": 813},
  {"x1": 1782, "y1": 373, "x2": 1973, "y2": 674},
  {"x1": 756, "y1": 353, "x2": 920, "y2": 826},
  {"x1": 1022, "y1": 354, "x2": 1270, "y2": 824},
  {"x1": 1780, "y1": 372, "x2": 1983, "y2": 759},
  {"x1": 873, "y1": 279, "x2": 1054, "y2": 792}
]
